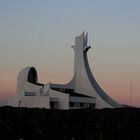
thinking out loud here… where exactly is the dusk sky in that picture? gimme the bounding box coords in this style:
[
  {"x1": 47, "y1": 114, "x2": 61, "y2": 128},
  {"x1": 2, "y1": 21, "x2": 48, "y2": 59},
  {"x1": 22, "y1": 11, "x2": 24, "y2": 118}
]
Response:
[{"x1": 0, "y1": 0, "x2": 140, "y2": 107}]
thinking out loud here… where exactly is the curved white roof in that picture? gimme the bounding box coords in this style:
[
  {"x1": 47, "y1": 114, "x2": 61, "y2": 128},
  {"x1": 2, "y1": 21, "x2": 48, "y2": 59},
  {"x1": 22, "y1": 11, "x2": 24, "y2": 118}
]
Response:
[{"x1": 17, "y1": 66, "x2": 37, "y2": 82}]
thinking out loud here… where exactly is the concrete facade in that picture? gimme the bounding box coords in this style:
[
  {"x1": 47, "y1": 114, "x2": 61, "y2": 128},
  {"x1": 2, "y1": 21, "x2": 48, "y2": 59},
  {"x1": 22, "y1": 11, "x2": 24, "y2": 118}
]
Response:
[{"x1": 8, "y1": 32, "x2": 122, "y2": 109}]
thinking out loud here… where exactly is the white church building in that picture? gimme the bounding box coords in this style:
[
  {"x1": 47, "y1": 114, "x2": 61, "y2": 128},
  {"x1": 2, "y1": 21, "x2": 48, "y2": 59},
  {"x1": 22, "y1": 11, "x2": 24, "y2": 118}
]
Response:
[{"x1": 8, "y1": 32, "x2": 122, "y2": 109}]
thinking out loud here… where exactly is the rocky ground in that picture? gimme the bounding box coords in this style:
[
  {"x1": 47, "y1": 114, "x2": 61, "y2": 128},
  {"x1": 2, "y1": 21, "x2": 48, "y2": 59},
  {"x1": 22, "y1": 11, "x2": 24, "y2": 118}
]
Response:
[{"x1": 0, "y1": 106, "x2": 140, "y2": 140}]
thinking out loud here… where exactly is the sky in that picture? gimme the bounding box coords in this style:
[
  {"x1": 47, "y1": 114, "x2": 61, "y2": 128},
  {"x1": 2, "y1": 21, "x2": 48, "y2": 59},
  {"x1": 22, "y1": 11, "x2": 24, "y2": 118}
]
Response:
[{"x1": 0, "y1": 0, "x2": 140, "y2": 107}]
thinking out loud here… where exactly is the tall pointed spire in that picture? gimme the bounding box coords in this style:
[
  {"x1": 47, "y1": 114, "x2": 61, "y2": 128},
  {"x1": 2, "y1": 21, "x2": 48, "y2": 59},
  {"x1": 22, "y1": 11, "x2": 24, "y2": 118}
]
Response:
[{"x1": 72, "y1": 32, "x2": 122, "y2": 108}]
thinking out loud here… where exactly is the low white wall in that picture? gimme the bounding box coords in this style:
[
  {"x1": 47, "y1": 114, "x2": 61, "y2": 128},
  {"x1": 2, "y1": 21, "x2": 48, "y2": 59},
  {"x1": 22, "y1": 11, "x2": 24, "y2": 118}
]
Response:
[
  {"x1": 21, "y1": 96, "x2": 50, "y2": 108},
  {"x1": 7, "y1": 95, "x2": 20, "y2": 107},
  {"x1": 49, "y1": 89, "x2": 69, "y2": 110}
]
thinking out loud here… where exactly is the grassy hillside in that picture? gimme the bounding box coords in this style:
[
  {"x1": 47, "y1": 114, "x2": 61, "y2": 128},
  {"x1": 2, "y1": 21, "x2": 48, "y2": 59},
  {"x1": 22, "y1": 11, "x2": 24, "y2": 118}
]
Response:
[{"x1": 0, "y1": 106, "x2": 140, "y2": 140}]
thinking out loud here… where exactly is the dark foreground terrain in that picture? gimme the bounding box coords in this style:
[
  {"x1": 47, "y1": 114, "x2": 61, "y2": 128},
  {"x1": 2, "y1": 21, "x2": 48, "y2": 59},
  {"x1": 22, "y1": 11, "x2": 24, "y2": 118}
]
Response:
[{"x1": 0, "y1": 106, "x2": 140, "y2": 140}]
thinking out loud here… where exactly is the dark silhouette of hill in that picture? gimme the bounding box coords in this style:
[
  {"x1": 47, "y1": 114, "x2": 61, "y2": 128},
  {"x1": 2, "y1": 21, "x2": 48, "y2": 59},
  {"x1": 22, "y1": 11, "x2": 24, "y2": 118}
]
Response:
[{"x1": 0, "y1": 106, "x2": 140, "y2": 140}]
